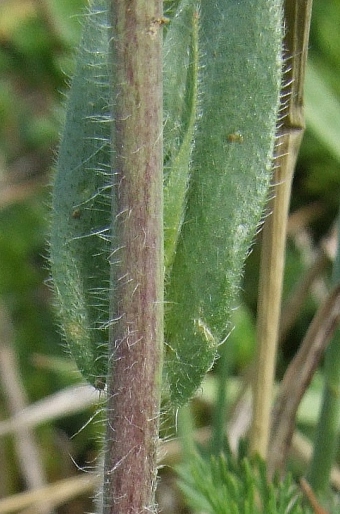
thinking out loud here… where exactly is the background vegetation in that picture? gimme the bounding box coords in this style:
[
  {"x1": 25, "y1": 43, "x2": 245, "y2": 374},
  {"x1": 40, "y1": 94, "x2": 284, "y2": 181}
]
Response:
[{"x1": 0, "y1": 0, "x2": 339, "y2": 512}]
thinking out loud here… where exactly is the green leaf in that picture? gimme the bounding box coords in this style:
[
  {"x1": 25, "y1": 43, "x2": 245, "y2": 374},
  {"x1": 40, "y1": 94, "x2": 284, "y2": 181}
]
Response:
[
  {"x1": 50, "y1": 0, "x2": 111, "y2": 388},
  {"x1": 164, "y1": 0, "x2": 283, "y2": 404},
  {"x1": 163, "y1": 0, "x2": 199, "y2": 271}
]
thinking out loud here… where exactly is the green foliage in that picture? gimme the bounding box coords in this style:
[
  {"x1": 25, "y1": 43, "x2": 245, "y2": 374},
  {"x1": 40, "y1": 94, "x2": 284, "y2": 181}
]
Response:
[
  {"x1": 50, "y1": 0, "x2": 111, "y2": 388},
  {"x1": 164, "y1": 0, "x2": 283, "y2": 404},
  {"x1": 177, "y1": 449, "x2": 311, "y2": 514},
  {"x1": 50, "y1": 0, "x2": 283, "y2": 401},
  {"x1": 163, "y1": 0, "x2": 199, "y2": 271}
]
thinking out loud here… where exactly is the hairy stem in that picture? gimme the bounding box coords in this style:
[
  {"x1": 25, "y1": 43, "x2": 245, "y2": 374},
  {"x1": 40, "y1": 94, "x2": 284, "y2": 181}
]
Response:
[{"x1": 103, "y1": 0, "x2": 163, "y2": 512}]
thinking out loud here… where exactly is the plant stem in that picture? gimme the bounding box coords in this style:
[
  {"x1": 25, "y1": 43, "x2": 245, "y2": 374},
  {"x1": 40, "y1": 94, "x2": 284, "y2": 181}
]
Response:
[
  {"x1": 211, "y1": 337, "x2": 230, "y2": 455},
  {"x1": 178, "y1": 405, "x2": 197, "y2": 461},
  {"x1": 103, "y1": 1, "x2": 163, "y2": 512},
  {"x1": 268, "y1": 284, "x2": 340, "y2": 477},
  {"x1": 250, "y1": 0, "x2": 312, "y2": 460},
  {"x1": 308, "y1": 218, "x2": 340, "y2": 493}
]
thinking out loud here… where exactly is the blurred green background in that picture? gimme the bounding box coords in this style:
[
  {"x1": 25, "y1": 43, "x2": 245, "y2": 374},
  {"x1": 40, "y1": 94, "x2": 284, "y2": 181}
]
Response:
[{"x1": 0, "y1": 0, "x2": 339, "y2": 512}]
